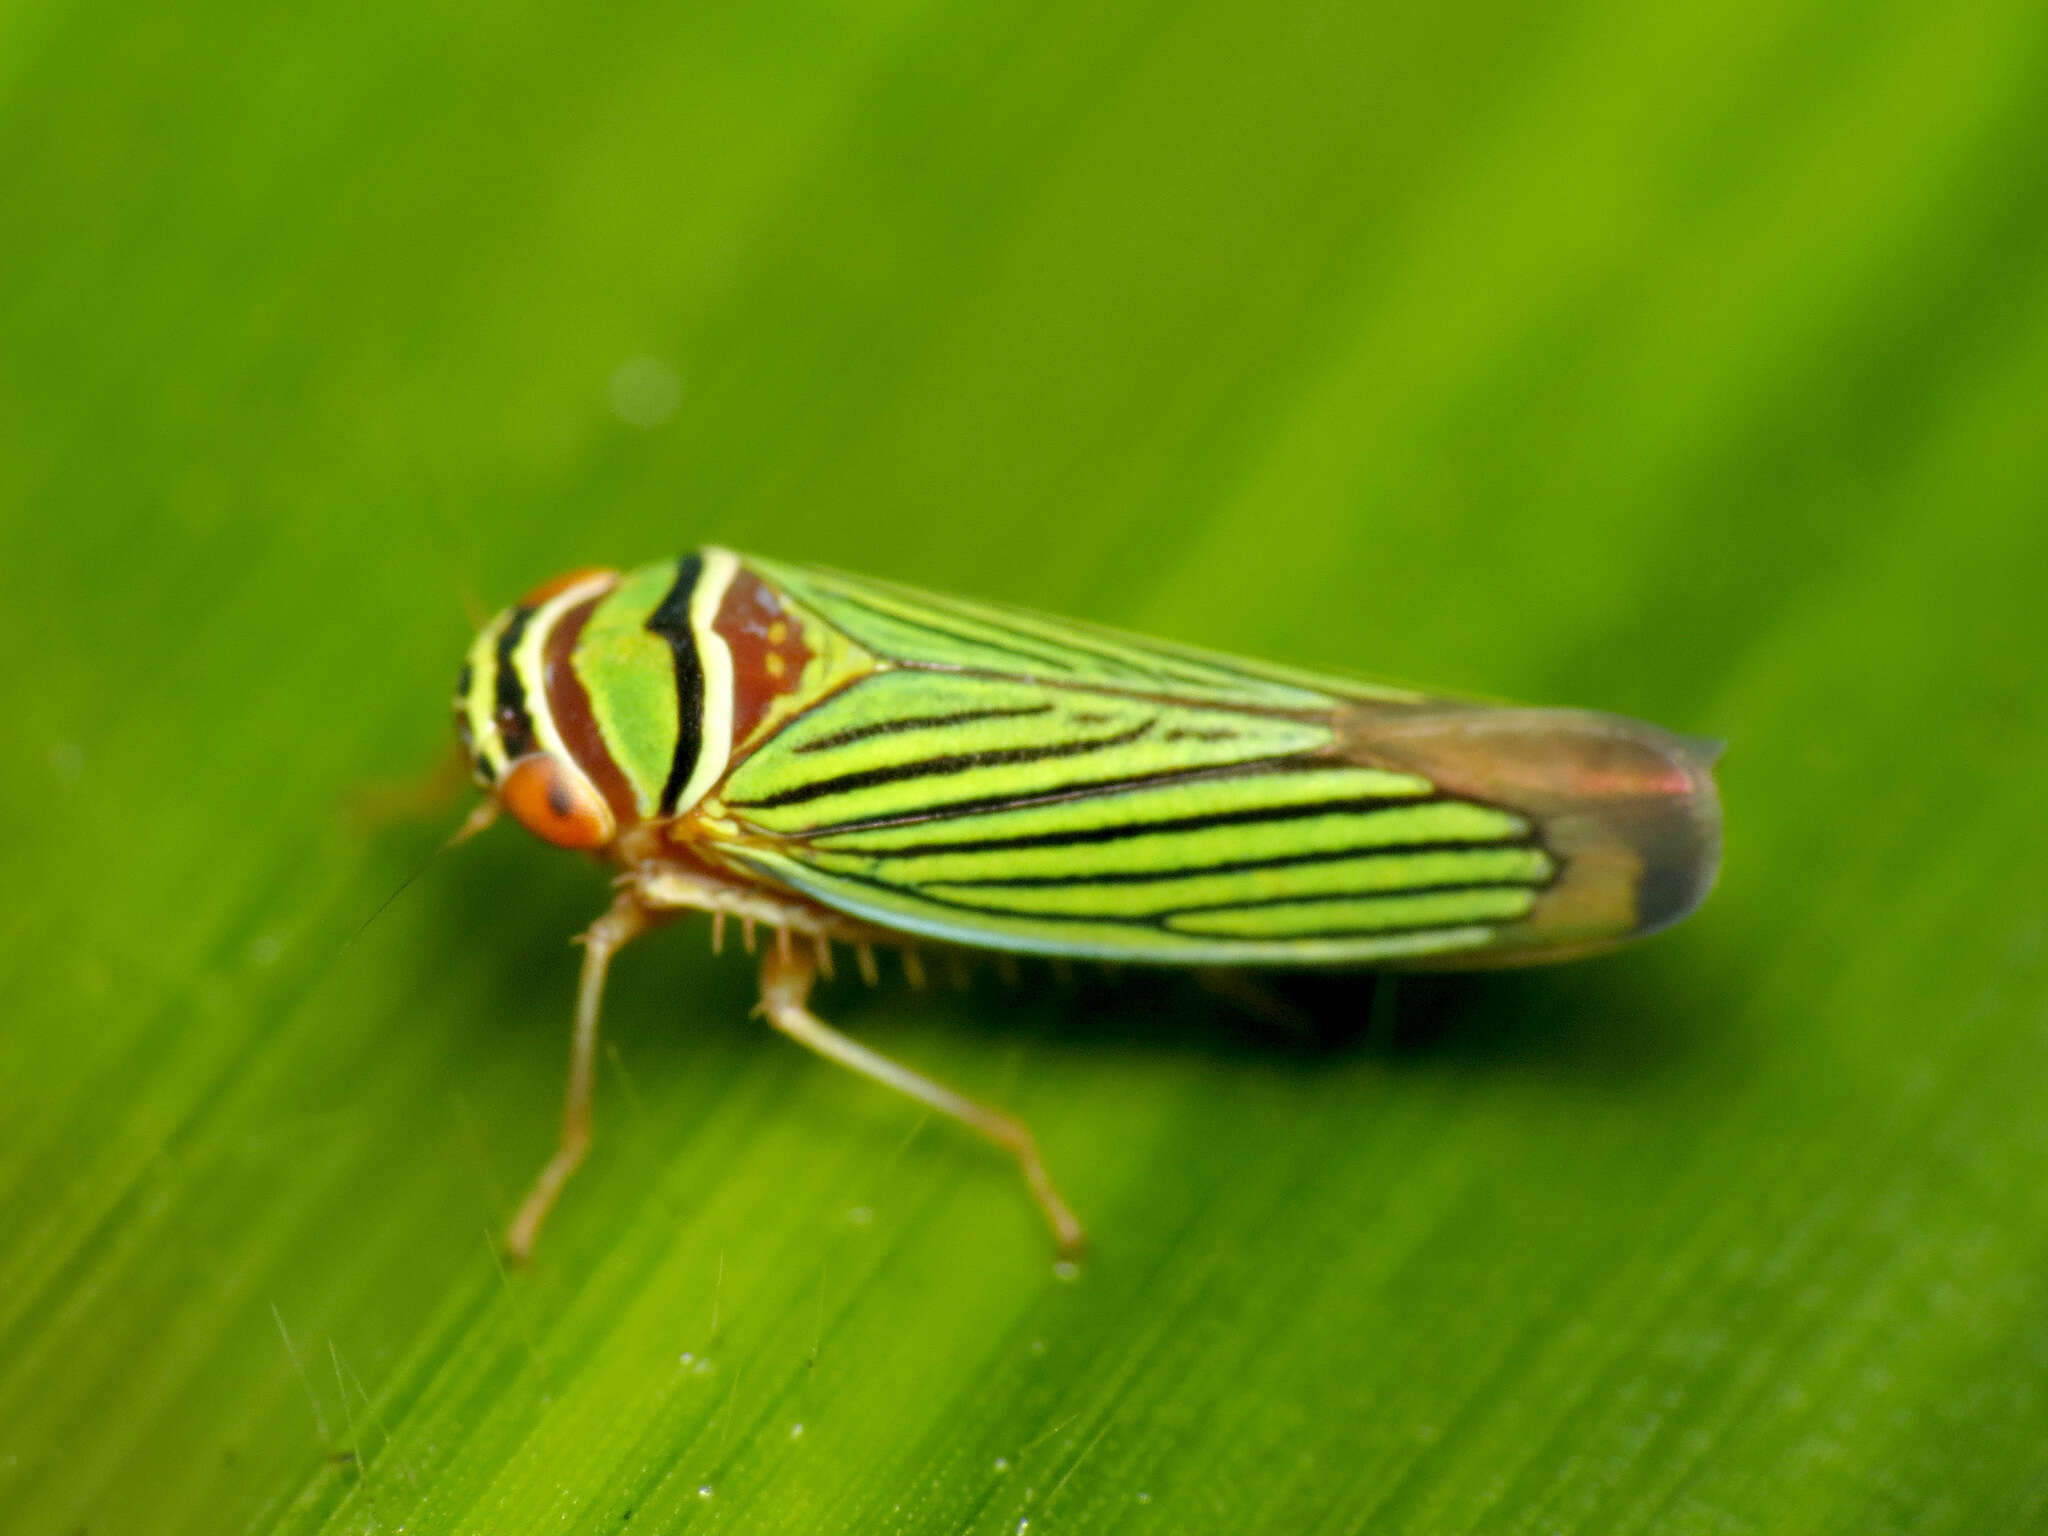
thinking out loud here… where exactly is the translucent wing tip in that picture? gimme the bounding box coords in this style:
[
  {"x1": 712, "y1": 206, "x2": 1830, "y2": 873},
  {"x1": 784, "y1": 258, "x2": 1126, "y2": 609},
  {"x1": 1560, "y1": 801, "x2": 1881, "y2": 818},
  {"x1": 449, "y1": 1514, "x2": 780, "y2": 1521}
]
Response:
[
  {"x1": 1677, "y1": 732, "x2": 1728, "y2": 767},
  {"x1": 1349, "y1": 705, "x2": 1723, "y2": 963},
  {"x1": 1609, "y1": 739, "x2": 1722, "y2": 939}
]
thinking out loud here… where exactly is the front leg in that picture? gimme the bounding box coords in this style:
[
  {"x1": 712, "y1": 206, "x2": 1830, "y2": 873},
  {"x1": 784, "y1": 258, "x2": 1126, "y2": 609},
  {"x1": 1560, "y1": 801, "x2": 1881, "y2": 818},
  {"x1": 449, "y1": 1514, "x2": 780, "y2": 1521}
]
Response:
[
  {"x1": 504, "y1": 891, "x2": 662, "y2": 1262},
  {"x1": 506, "y1": 861, "x2": 873, "y2": 1262}
]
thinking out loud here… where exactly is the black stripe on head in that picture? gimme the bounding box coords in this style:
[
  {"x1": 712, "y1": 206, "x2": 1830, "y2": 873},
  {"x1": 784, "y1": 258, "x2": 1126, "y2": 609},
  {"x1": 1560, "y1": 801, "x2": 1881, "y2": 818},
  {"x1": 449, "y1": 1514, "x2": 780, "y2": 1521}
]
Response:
[
  {"x1": 645, "y1": 553, "x2": 706, "y2": 815},
  {"x1": 452, "y1": 660, "x2": 478, "y2": 764},
  {"x1": 492, "y1": 606, "x2": 538, "y2": 766}
]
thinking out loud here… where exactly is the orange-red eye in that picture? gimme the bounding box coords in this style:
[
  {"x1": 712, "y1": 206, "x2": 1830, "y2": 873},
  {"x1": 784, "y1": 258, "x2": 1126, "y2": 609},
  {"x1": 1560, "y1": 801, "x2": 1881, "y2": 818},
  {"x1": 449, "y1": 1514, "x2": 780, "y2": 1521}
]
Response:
[{"x1": 499, "y1": 754, "x2": 616, "y2": 850}]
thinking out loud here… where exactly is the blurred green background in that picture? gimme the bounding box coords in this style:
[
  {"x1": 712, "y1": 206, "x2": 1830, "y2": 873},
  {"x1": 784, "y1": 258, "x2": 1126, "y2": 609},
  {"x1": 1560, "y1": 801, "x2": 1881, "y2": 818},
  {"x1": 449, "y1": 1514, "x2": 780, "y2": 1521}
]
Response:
[{"x1": 4, "y1": 0, "x2": 2047, "y2": 1532}]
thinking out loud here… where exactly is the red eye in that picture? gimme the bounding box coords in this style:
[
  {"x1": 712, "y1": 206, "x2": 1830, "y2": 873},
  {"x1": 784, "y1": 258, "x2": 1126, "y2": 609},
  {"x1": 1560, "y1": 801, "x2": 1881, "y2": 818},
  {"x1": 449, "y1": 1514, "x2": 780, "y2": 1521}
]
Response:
[{"x1": 500, "y1": 754, "x2": 616, "y2": 850}]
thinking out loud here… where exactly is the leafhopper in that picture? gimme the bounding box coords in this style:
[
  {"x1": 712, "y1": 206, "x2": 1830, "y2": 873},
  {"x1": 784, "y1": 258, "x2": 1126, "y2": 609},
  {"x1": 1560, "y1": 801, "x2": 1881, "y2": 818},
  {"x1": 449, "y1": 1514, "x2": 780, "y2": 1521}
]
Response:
[{"x1": 453, "y1": 550, "x2": 1720, "y2": 1259}]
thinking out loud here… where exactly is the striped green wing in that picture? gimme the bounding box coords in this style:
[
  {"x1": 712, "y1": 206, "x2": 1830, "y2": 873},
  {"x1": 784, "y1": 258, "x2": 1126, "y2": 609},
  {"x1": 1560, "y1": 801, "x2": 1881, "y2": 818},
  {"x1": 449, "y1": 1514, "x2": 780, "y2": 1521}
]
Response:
[
  {"x1": 743, "y1": 554, "x2": 1425, "y2": 711},
  {"x1": 702, "y1": 559, "x2": 1570, "y2": 966}
]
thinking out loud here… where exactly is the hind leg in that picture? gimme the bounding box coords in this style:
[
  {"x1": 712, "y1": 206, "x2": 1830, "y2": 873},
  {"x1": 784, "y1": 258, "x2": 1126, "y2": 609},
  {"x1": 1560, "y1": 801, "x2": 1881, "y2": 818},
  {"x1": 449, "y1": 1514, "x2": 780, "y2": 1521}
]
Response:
[{"x1": 757, "y1": 941, "x2": 1085, "y2": 1259}]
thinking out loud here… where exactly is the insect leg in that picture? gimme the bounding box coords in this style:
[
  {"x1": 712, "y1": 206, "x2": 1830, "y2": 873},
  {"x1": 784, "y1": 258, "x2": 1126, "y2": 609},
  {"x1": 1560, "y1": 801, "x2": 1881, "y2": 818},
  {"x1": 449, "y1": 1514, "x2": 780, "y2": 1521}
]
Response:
[
  {"x1": 504, "y1": 891, "x2": 660, "y2": 1262},
  {"x1": 1194, "y1": 968, "x2": 1321, "y2": 1041},
  {"x1": 756, "y1": 943, "x2": 1086, "y2": 1260}
]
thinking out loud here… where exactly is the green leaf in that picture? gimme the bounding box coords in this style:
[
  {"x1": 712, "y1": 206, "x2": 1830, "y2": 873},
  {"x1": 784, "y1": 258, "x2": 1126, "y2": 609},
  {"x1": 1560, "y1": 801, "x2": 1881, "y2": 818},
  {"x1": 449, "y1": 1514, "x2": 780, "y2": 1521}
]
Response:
[{"x1": 4, "y1": 1, "x2": 2047, "y2": 1532}]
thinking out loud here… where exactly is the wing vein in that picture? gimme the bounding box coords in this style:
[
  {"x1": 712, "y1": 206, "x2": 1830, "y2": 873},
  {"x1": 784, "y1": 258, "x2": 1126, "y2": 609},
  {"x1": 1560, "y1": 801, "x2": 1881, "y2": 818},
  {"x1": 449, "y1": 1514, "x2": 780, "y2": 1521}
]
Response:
[{"x1": 729, "y1": 718, "x2": 1159, "y2": 812}]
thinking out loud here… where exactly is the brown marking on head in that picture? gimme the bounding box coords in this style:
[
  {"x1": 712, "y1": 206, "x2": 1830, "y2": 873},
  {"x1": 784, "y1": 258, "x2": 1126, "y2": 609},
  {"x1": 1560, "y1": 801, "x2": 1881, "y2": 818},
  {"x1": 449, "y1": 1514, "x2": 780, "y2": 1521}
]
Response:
[
  {"x1": 520, "y1": 565, "x2": 618, "y2": 607},
  {"x1": 540, "y1": 584, "x2": 641, "y2": 827}
]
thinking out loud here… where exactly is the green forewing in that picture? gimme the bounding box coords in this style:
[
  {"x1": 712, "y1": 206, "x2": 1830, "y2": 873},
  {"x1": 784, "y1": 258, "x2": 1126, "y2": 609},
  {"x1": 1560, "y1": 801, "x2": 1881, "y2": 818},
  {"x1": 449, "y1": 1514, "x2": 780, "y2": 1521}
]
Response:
[
  {"x1": 724, "y1": 671, "x2": 1344, "y2": 830},
  {"x1": 706, "y1": 557, "x2": 1568, "y2": 965},
  {"x1": 744, "y1": 555, "x2": 1420, "y2": 710}
]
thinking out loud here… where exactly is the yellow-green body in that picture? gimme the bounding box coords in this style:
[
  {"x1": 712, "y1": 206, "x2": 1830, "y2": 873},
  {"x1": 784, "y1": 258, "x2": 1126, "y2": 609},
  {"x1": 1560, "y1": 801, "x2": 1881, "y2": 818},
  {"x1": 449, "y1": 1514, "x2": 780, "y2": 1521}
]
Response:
[
  {"x1": 457, "y1": 547, "x2": 1720, "y2": 968},
  {"x1": 452, "y1": 548, "x2": 1722, "y2": 1259}
]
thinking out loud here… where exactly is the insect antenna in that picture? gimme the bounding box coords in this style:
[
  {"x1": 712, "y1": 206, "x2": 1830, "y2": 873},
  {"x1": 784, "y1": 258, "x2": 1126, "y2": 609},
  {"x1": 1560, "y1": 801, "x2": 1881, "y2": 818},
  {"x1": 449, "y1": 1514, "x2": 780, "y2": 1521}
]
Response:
[{"x1": 338, "y1": 807, "x2": 484, "y2": 958}]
